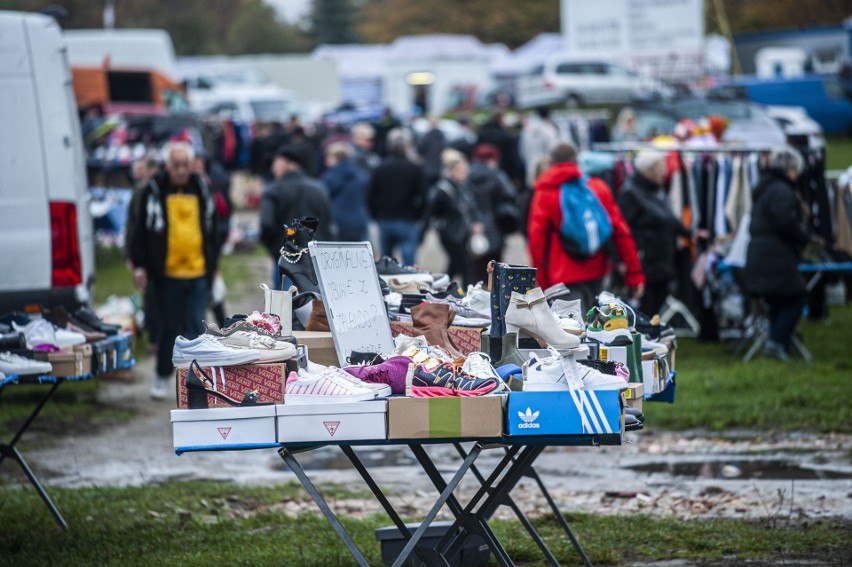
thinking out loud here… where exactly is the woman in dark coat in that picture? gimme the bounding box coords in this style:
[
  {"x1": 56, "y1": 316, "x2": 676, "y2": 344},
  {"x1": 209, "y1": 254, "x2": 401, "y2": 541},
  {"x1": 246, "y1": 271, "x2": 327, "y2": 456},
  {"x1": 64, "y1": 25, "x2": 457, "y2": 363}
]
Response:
[
  {"x1": 744, "y1": 146, "x2": 810, "y2": 361},
  {"x1": 422, "y1": 149, "x2": 484, "y2": 287},
  {"x1": 618, "y1": 150, "x2": 702, "y2": 317}
]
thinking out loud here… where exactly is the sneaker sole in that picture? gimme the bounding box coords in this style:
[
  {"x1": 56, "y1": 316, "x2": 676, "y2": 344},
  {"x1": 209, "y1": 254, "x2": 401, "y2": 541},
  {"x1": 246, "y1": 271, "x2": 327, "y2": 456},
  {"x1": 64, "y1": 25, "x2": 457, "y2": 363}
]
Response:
[
  {"x1": 172, "y1": 352, "x2": 261, "y2": 368},
  {"x1": 586, "y1": 329, "x2": 633, "y2": 346}
]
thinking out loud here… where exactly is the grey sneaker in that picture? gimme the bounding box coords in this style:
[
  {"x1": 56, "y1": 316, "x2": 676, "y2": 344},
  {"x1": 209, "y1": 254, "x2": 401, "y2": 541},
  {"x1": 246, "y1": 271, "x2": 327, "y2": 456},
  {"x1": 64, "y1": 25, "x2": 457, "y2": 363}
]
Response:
[{"x1": 206, "y1": 320, "x2": 296, "y2": 346}]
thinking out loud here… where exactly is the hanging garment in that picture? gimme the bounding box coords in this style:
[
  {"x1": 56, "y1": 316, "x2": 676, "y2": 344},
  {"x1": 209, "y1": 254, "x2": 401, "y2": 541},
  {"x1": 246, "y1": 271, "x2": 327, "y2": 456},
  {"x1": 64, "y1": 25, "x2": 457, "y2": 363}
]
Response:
[
  {"x1": 724, "y1": 154, "x2": 753, "y2": 234},
  {"x1": 685, "y1": 155, "x2": 701, "y2": 230},
  {"x1": 714, "y1": 155, "x2": 731, "y2": 237},
  {"x1": 835, "y1": 184, "x2": 852, "y2": 257}
]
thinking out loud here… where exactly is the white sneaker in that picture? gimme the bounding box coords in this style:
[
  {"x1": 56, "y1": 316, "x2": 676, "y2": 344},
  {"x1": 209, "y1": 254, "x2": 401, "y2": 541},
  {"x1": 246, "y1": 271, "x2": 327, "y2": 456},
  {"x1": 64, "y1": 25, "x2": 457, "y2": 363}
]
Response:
[
  {"x1": 392, "y1": 334, "x2": 428, "y2": 355},
  {"x1": 285, "y1": 369, "x2": 376, "y2": 404},
  {"x1": 172, "y1": 334, "x2": 261, "y2": 368},
  {"x1": 213, "y1": 331, "x2": 296, "y2": 362},
  {"x1": 430, "y1": 273, "x2": 450, "y2": 290},
  {"x1": 550, "y1": 299, "x2": 585, "y2": 335},
  {"x1": 0, "y1": 351, "x2": 53, "y2": 376},
  {"x1": 523, "y1": 353, "x2": 572, "y2": 391},
  {"x1": 318, "y1": 366, "x2": 392, "y2": 398},
  {"x1": 461, "y1": 282, "x2": 491, "y2": 317},
  {"x1": 462, "y1": 352, "x2": 498, "y2": 379},
  {"x1": 579, "y1": 364, "x2": 628, "y2": 390},
  {"x1": 150, "y1": 375, "x2": 170, "y2": 400},
  {"x1": 13, "y1": 319, "x2": 86, "y2": 349}
]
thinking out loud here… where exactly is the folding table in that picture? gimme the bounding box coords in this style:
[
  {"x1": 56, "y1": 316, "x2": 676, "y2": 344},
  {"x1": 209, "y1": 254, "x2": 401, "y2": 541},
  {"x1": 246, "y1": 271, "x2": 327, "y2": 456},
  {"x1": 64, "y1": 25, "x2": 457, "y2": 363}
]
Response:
[
  {"x1": 177, "y1": 432, "x2": 621, "y2": 566},
  {"x1": 0, "y1": 372, "x2": 94, "y2": 530}
]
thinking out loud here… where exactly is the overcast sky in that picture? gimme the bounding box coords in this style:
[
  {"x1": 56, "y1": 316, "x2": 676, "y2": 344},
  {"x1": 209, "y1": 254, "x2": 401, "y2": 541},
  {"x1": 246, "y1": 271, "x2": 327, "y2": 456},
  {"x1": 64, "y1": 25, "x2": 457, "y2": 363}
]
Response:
[{"x1": 264, "y1": 0, "x2": 312, "y2": 24}]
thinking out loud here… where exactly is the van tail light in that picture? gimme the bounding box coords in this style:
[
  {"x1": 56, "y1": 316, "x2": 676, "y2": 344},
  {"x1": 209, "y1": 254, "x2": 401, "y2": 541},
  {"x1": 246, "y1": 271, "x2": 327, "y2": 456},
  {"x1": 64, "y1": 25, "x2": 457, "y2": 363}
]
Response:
[{"x1": 50, "y1": 201, "x2": 82, "y2": 287}]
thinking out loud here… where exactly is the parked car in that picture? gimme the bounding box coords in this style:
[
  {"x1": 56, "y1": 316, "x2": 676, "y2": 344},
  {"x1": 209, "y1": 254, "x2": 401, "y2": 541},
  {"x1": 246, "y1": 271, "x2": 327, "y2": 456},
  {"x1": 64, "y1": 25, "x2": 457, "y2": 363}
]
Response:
[
  {"x1": 707, "y1": 75, "x2": 852, "y2": 135},
  {"x1": 515, "y1": 56, "x2": 672, "y2": 109},
  {"x1": 0, "y1": 11, "x2": 95, "y2": 312},
  {"x1": 764, "y1": 105, "x2": 826, "y2": 151},
  {"x1": 201, "y1": 86, "x2": 301, "y2": 124},
  {"x1": 611, "y1": 98, "x2": 787, "y2": 146}
]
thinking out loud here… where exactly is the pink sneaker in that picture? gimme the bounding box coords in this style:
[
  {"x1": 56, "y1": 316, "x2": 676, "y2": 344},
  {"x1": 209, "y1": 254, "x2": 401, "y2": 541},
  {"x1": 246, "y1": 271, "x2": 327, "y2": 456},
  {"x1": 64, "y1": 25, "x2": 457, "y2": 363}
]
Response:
[{"x1": 343, "y1": 355, "x2": 410, "y2": 394}]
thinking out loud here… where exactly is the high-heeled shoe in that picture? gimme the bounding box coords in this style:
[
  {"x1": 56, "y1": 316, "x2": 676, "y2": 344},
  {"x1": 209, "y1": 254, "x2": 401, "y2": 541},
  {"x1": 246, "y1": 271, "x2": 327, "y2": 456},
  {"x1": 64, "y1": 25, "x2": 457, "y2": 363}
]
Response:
[
  {"x1": 186, "y1": 360, "x2": 275, "y2": 409},
  {"x1": 504, "y1": 288, "x2": 580, "y2": 350},
  {"x1": 277, "y1": 217, "x2": 321, "y2": 296}
]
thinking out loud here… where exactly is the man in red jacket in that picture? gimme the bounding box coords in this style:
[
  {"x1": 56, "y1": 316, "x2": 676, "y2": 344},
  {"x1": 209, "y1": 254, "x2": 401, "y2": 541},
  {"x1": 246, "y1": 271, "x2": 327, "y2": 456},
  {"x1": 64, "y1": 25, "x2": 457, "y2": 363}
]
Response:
[{"x1": 528, "y1": 143, "x2": 645, "y2": 312}]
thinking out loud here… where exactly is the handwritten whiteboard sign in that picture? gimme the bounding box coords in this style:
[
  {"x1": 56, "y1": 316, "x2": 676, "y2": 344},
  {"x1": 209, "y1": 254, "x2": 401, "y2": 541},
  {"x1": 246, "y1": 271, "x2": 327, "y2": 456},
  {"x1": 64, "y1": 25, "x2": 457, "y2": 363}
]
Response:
[{"x1": 308, "y1": 241, "x2": 394, "y2": 367}]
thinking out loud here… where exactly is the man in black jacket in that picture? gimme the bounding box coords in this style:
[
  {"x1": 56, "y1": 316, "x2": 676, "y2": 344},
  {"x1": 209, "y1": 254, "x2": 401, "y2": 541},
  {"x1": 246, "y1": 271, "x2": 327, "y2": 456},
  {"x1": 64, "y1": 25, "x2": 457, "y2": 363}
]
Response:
[
  {"x1": 369, "y1": 128, "x2": 424, "y2": 266},
  {"x1": 259, "y1": 145, "x2": 332, "y2": 289},
  {"x1": 130, "y1": 142, "x2": 218, "y2": 400}
]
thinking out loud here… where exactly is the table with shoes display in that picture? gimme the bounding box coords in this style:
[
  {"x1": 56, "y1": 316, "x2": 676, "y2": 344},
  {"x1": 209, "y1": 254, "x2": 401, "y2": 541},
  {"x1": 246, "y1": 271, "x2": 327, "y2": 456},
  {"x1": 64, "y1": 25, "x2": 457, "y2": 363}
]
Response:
[
  {"x1": 170, "y1": 233, "x2": 678, "y2": 566},
  {"x1": 0, "y1": 307, "x2": 136, "y2": 529}
]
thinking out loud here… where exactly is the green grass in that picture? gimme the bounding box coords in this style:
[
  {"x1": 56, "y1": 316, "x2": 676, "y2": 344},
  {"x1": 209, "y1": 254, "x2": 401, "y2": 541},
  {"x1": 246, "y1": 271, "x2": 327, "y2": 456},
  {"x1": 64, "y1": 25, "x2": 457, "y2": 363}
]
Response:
[
  {"x1": 0, "y1": 481, "x2": 848, "y2": 566},
  {"x1": 643, "y1": 305, "x2": 852, "y2": 433},
  {"x1": 826, "y1": 135, "x2": 852, "y2": 171}
]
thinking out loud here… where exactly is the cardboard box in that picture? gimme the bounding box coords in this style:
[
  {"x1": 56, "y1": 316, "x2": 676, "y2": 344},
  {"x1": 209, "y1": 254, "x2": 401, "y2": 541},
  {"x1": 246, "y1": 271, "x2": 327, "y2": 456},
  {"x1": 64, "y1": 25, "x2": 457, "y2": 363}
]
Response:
[
  {"x1": 277, "y1": 400, "x2": 387, "y2": 443},
  {"x1": 171, "y1": 406, "x2": 277, "y2": 448},
  {"x1": 175, "y1": 363, "x2": 292, "y2": 409},
  {"x1": 622, "y1": 383, "x2": 644, "y2": 412},
  {"x1": 390, "y1": 321, "x2": 484, "y2": 356},
  {"x1": 34, "y1": 348, "x2": 92, "y2": 377},
  {"x1": 387, "y1": 395, "x2": 504, "y2": 439},
  {"x1": 506, "y1": 390, "x2": 622, "y2": 437},
  {"x1": 292, "y1": 331, "x2": 338, "y2": 366},
  {"x1": 599, "y1": 345, "x2": 628, "y2": 365},
  {"x1": 642, "y1": 359, "x2": 666, "y2": 394},
  {"x1": 108, "y1": 332, "x2": 134, "y2": 369}
]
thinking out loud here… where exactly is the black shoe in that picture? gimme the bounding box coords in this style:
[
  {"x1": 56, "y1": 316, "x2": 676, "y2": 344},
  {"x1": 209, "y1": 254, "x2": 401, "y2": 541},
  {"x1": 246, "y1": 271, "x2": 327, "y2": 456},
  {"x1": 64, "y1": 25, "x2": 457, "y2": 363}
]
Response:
[
  {"x1": 277, "y1": 217, "x2": 321, "y2": 295},
  {"x1": 578, "y1": 358, "x2": 618, "y2": 375},
  {"x1": 624, "y1": 413, "x2": 644, "y2": 431},
  {"x1": 427, "y1": 281, "x2": 464, "y2": 300},
  {"x1": 625, "y1": 407, "x2": 645, "y2": 423},
  {"x1": 0, "y1": 331, "x2": 26, "y2": 350},
  {"x1": 346, "y1": 351, "x2": 386, "y2": 366},
  {"x1": 375, "y1": 256, "x2": 425, "y2": 278},
  {"x1": 73, "y1": 307, "x2": 120, "y2": 335}
]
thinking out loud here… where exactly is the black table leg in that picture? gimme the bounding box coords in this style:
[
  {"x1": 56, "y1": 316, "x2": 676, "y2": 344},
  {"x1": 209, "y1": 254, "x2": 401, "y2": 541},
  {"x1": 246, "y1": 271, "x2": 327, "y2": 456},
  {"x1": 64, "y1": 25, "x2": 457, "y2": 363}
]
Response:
[
  {"x1": 0, "y1": 380, "x2": 68, "y2": 530},
  {"x1": 278, "y1": 447, "x2": 371, "y2": 567},
  {"x1": 454, "y1": 443, "x2": 559, "y2": 567},
  {"x1": 391, "y1": 443, "x2": 483, "y2": 567}
]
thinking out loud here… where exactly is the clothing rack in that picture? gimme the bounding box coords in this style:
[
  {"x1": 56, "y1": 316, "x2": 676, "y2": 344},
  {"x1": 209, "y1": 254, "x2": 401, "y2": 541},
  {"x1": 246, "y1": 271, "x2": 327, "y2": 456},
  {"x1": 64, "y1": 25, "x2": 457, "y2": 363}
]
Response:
[{"x1": 592, "y1": 142, "x2": 779, "y2": 153}]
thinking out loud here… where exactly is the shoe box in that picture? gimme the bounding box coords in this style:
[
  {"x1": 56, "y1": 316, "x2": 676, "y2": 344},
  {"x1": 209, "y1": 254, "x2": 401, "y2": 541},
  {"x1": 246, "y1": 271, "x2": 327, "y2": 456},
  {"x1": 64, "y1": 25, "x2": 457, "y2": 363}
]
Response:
[
  {"x1": 505, "y1": 390, "x2": 623, "y2": 438},
  {"x1": 292, "y1": 331, "x2": 339, "y2": 366},
  {"x1": 622, "y1": 383, "x2": 644, "y2": 412},
  {"x1": 390, "y1": 321, "x2": 482, "y2": 356},
  {"x1": 387, "y1": 395, "x2": 505, "y2": 440},
  {"x1": 171, "y1": 405, "x2": 278, "y2": 449},
  {"x1": 175, "y1": 362, "x2": 297, "y2": 409},
  {"x1": 34, "y1": 343, "x2": 93, "y2": 377},
  {"x1": 642, "y1": 356, "x2": 671, "y2": 395},
  {"x1": 277, "y1": 399, "x2": 387, "y2": 443}
]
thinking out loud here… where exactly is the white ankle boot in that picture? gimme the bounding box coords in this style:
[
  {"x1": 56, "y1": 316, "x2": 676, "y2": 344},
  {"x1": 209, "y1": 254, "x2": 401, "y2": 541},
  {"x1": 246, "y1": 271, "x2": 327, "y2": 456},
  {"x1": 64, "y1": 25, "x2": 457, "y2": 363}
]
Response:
[{"x1": 505, "y1": 288, "x2": 580, "y2": 350}]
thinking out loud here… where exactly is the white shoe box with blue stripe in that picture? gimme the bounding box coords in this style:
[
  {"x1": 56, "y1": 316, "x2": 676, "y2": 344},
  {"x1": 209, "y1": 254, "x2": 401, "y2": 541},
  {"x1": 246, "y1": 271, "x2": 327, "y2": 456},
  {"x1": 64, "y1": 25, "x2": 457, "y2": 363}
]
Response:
[{"x1": 505, "y1": 391, "x2": 622, "y2": 437}]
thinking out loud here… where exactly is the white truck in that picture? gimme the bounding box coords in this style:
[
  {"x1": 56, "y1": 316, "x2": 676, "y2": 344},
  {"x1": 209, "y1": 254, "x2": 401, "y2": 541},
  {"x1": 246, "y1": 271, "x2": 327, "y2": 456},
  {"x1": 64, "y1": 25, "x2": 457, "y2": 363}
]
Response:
[{"x1": 0, "y1": 11, "x2": 95, "y2": 312}]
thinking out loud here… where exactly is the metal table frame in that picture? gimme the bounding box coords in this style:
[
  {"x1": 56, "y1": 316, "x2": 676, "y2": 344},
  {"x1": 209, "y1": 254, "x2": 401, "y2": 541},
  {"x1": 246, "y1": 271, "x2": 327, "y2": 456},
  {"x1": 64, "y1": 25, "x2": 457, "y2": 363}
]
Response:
[
  {"x1": 0, "y1": 374, "x2": 86, "y2": 530},
  {"x1": 180, "y1": 434, "x2": 619, "y2": 566}
]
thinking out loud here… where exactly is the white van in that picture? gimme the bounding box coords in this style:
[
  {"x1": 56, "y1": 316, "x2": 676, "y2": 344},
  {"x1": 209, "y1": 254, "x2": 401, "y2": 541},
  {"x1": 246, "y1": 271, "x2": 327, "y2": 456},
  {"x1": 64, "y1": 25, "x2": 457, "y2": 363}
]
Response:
[
  {"x1": 516, "y1": 56, "x2": 672, "y2": 109},
  {"x1": 0, "y1": 12, "x2": 94, "y2": 312}
]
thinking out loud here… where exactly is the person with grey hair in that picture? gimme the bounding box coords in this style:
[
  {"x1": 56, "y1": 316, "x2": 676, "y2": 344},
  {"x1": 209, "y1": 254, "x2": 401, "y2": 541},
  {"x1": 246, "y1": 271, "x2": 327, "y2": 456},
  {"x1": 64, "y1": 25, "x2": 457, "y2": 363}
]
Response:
[
  {"x1": 421, "y1": 149, "x2": 485, "y2": 286},
  {"x1": 321, "y1": 141, "x2": 370, "y2": 242},
  {"x1": 619, "y1": 150, "x2": 707, "y2": 316},
  {"x1": 129, "y1": 141, "x2": 219, "y2": 400},
  {"x1": 368, "y1": 127, "x2": 424, "y2": 266},
  {"x1": 744, "y1": 145, "x2": 810, "y2": 361}
]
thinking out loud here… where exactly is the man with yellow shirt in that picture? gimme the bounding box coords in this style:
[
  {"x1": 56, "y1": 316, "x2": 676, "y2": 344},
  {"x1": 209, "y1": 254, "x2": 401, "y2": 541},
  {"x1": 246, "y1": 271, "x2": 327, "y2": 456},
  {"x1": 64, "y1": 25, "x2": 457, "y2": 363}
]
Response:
[{"x1": 130, "y1": 142, "x2": 219, "y2": 400}]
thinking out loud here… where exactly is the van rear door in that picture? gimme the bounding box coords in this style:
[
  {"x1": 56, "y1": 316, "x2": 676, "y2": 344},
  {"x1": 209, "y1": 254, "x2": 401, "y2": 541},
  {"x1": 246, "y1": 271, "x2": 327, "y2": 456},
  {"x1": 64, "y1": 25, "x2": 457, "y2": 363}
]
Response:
[{"x1": 0, "y1": 13, "x2": 52, "y2": 294}]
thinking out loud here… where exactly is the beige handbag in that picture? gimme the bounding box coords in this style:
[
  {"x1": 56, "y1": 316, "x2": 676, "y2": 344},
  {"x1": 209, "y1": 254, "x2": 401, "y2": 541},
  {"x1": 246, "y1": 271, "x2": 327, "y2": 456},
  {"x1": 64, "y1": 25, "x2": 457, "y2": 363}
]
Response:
[{"x1": 260, "y1": 283, "x2": 297, "y2": 336}]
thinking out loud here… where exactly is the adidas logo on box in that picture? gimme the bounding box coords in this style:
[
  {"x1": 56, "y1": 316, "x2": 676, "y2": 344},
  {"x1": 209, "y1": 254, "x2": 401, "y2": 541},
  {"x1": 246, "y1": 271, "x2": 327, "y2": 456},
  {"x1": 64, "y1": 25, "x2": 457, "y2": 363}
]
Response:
[{"x1": 517, "y1": 407, "x2": 540, "y2": 429}]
